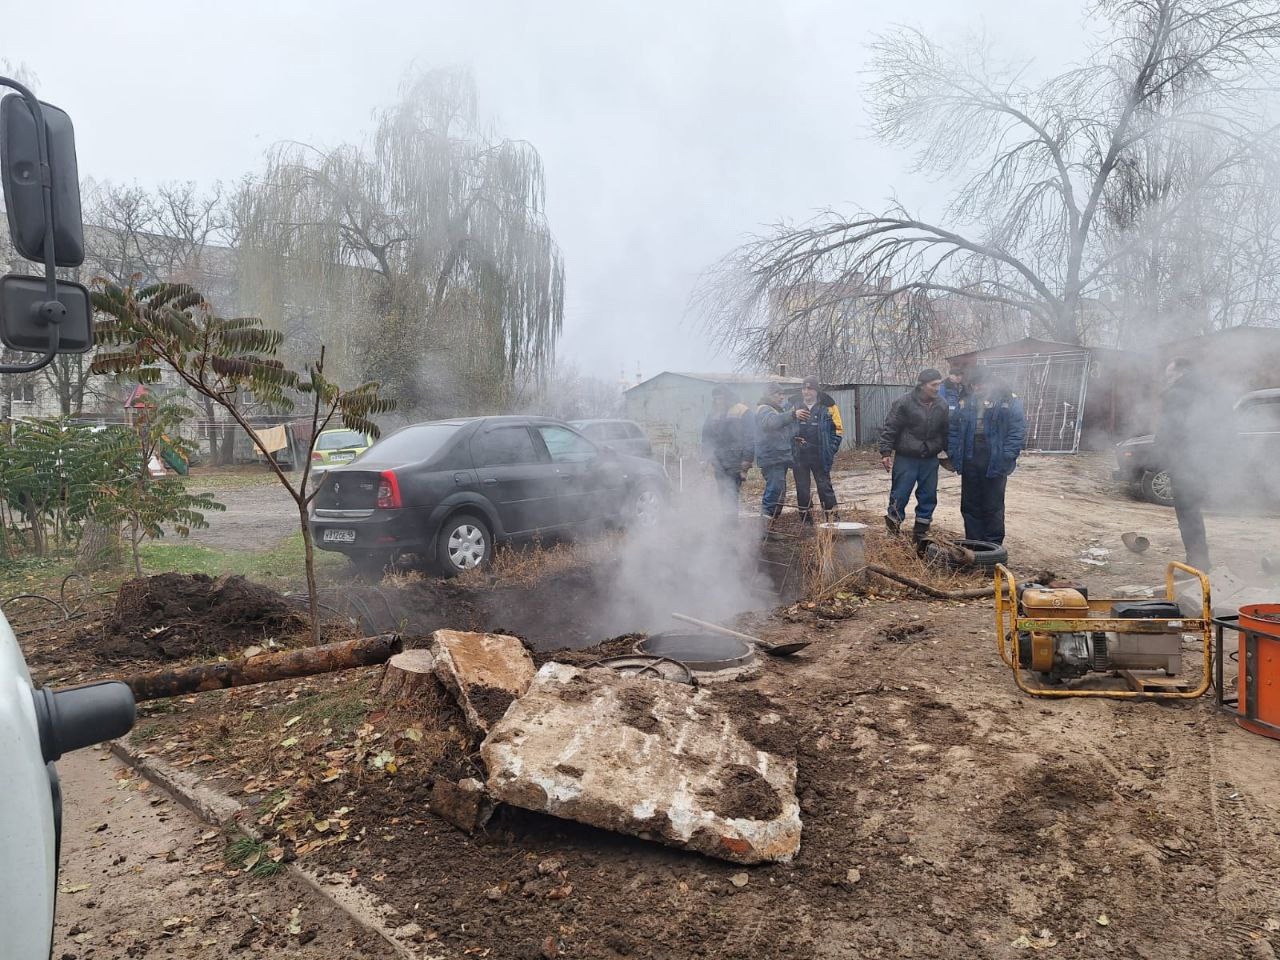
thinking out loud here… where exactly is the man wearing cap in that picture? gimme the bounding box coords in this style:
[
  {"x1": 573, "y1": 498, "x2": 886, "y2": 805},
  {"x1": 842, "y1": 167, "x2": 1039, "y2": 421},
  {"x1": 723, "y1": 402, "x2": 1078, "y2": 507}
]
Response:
[
  {"x1": 754, "y1": 383, "x2": 797, "y2": 518},
  {"x1": 791, "y1": 375, "x2": 842, "y2": 523},
  {"x1": 941, "y1": 366, "x2": 967, "y2": 413},
  {"x1": 879, "y1": 369, "x2": 950, "y2": 543}
]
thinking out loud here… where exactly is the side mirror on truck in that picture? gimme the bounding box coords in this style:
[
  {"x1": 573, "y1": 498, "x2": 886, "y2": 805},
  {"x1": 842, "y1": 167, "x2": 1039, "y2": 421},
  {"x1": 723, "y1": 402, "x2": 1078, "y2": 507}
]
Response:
[
  {"x1": 0, "y1": 76, "x2": 136, "y2": 960},
  {"x1": 0, "y1": 82, "x2": 93, "y2": 371}
]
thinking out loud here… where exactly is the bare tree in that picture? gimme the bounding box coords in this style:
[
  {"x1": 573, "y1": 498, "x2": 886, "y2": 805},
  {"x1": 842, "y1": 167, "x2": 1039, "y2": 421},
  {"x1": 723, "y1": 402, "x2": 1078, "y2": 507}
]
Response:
[
  {"x1": 235, "y1": 68, "x2": 565, "y2": 416},
  {"x1": 701, "y1": 0, "x2": 1280, "y2": 370},
  {"x1": 514, "y1": 361, "x2": 624, "y2": 421}
]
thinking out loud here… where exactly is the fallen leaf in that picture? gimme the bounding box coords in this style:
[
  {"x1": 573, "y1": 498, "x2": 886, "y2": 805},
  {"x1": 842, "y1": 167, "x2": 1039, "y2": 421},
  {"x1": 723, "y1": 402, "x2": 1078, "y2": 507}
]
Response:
[
  {"x1": 1096, "y1": 915, "x2": 1110, "y2": 927},
  {"x1": 280, "y1": 736, "x2": 299, "y2": 748},
  {"x1": 284, "y1": 716, "x2": 302, "y2": 728},
  {"x1": 730, "y1": 873, "x2": 749, "y2": 888},
  {"x1": 287, "y1": 907, "x2": 302, "y2": 936},
  {"x1": 59, "y1": 883, "x2": 90, "y2": 894},
  {"x1": 314, "y1": 819, "x2": 330, "y2": 833}
]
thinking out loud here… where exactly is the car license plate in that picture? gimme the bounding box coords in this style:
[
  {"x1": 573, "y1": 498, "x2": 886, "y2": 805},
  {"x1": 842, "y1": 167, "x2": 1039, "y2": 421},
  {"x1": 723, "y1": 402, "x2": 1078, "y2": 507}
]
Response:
[
  {"x1": 323, "y1": 528, "x2": 356, "y2": 543},
  {"x1": 331, "y1": 452, "x2": 355, "y2": 463}
]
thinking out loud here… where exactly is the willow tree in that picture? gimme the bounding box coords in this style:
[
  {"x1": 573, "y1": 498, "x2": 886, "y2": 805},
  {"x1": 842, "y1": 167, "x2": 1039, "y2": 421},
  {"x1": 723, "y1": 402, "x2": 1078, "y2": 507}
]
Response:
[
  {"x1": 236, "y1": 69, "x2": 565, "y2": 415},
  {"x1": 701, "y1": 0, "x2": 1280, "y2": 366}
]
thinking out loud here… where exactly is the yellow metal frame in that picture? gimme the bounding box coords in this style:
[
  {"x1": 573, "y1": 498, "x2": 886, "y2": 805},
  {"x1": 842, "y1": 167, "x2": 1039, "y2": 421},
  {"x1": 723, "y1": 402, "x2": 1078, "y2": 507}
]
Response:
[{"x1": 993, "y1": 562, "x2": 1212, "y2": 699}]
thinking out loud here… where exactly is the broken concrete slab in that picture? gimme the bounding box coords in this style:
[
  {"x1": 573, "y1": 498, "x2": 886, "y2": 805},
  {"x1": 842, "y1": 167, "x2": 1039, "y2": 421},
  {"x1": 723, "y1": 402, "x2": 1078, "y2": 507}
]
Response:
[
  {"x1": 430, "y1": 630, "x2": 537, "y2": 734},
  {"x1": 429, "y1": 777, "x2": 495, "y2": 834},
  {"x1": 480, "y1": 663, "x2": 801, "y2": 864}
]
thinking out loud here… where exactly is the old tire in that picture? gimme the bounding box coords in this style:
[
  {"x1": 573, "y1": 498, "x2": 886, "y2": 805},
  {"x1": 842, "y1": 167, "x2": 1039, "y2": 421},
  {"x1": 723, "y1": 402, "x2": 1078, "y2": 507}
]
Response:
[
  {"x1": 955, "y1": 539, "x2": 1008, "y2": 569},
  {"x1": 1140, "y1": 469, "x2": 1175, "y2": 507},
  {"x1": 435, "y1": 513, "x2": 491, "y2": 577}
]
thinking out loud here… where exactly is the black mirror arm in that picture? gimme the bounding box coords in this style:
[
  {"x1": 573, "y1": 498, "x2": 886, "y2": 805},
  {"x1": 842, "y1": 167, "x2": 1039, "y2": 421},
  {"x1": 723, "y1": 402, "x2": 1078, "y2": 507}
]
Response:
[{"x1": 0, "y1": 75, "x2": 62, "y2": 375}]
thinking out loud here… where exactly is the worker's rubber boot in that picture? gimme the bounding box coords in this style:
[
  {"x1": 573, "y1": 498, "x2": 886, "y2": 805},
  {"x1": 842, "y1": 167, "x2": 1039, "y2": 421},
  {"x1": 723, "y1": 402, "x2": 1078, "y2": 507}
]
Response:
[
  {"x1": 911, "y1": 521, "x2": 930, "y2": 556},
  {"x1": 885, "y1": 514, "x2": 900, "y2": 536},
  {"x1": 825, "y1": 509, "x2": 839, "y2": 523}
]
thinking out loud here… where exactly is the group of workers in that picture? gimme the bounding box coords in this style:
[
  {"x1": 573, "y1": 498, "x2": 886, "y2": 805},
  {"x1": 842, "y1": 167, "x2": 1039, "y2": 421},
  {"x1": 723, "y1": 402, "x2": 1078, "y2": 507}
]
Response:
[{"x1": 700, "y1": 366, "x2": 1028, "y2": 546}]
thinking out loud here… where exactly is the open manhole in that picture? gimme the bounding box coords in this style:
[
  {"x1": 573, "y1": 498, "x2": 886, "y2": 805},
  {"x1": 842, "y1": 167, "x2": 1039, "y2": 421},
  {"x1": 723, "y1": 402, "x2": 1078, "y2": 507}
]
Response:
[{"x1": 634, "y1": 632, "x2": 755, "y2": 671}]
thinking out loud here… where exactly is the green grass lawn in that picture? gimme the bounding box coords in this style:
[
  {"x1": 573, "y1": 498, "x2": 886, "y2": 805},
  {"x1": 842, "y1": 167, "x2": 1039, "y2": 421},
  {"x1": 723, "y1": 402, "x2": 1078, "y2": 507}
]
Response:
[{"x1": 137, "y1": 533, "x2": 345, "y2": 584}]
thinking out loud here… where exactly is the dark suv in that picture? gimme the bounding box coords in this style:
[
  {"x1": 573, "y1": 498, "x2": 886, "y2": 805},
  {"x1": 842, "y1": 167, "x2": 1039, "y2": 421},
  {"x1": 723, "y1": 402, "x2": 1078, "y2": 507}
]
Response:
[
  {"x1": 309, "y1": 416, "x2": 669, "y2": 575},
  {"x1": 1114, "y1": 388, "x2": 1280, "y2": 505}
]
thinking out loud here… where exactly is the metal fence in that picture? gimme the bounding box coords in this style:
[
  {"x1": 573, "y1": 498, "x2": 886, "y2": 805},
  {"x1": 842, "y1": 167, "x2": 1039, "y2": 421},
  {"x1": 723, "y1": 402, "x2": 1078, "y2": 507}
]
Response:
[
  {"x1": 825, "y1": 384, "x2": 913, "y2": 448},
  {"x1": 979, "y1": 353, "x2": 1089, "y2": 453}
]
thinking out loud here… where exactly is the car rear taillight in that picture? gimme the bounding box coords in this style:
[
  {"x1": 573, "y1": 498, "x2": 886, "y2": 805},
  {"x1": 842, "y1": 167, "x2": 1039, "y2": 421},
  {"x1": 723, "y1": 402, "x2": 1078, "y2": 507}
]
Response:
[
  {"x1": 376, "y1": 470, "x2": 401, "y2": 509},
  {"x1": 311, "y1": 451, "x2": 324, "y2": 461}
]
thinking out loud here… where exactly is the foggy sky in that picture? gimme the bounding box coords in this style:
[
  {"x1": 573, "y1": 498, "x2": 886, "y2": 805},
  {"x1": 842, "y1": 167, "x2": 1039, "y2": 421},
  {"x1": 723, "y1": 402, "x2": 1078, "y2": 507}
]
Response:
[{"x1": 5, "y1": 0, "x2": 1092, "y2": 382}]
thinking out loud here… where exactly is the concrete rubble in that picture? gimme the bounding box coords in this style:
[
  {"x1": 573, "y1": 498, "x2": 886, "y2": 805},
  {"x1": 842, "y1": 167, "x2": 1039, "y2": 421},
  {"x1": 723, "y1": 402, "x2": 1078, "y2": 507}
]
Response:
[
  {"x1": 429, "y1": 777, "x2": 495, "y2": 834},
  {"x1": 480, "y1": 663, "x2": 802, "y2": 864},
  {"x1": 430, "y1": 629, "x2": 537, "y2": 734}
]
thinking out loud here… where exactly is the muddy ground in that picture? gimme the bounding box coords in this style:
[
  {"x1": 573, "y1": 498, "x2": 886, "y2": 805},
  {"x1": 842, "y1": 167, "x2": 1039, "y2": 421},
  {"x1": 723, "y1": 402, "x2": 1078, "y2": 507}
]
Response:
[
  {"x1": 25, "y1": 454, "x2": 1280, "y2": 959},
  {"x1": 51, "y1": 746, "x2": 395, "y2": 959}
]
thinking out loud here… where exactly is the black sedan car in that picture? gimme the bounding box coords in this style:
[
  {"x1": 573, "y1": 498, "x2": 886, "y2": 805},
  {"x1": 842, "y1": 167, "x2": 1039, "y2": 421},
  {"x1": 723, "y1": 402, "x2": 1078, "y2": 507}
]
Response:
[
  {"x1": 309, "y1": 416, "x2": 669, "y2": 575},
  {"x1": 1114, "y1": 388, "x2": 1280, "y2": 505}
]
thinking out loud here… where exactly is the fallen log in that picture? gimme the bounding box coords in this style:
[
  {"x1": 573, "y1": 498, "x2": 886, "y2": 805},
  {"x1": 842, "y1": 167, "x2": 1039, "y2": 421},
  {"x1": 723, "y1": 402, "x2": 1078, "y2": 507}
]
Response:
[
  {"x1": 124, "y1": 633, "x2": 402, "y2": 702},
  {"x1": 865, "y1": 563, "x2": 1004, "y2": 601}
]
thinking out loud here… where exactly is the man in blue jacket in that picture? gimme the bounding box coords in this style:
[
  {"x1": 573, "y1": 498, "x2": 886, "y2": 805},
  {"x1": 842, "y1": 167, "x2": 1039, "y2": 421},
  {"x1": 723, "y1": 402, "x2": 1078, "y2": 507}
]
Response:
[
  {"x1": 946, "y1": 367, "x2": 1026, "y2": 546},
  {"x1": 791, "y1": 376, "x2": 842, "y2": 523},
  {"x1": 754, "y1": 383, "x2": 797, "y2": 518}
]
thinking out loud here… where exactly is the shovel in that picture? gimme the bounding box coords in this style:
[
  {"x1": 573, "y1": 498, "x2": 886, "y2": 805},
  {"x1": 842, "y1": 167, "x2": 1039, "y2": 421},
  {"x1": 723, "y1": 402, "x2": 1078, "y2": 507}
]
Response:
[{"x1": 670, "y1": 612, "x2": 812, "y2": 657}]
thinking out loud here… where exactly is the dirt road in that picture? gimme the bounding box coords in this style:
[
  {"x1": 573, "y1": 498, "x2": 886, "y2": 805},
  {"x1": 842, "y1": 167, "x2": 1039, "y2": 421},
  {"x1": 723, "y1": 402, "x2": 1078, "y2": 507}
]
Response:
[
  {"x1": 834, "y1": 451, "x2": 1280, "y2": 585},
  {"x1": 184, "y1": 477, "x2": 298, "y2": 551},
  {"x1": 51, "y1": 746, "x2": 394, "y2": 959}
]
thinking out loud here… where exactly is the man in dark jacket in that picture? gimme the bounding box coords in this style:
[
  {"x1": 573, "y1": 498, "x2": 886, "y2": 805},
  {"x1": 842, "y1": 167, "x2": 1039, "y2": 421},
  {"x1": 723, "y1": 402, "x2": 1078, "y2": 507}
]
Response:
[
  {"x1": 880, "y1": 368, "x2": 949, "y2": 542},
  {"x1": 1156, "y1": 357, "x2": 1225, "y2": 571},
  {"x1": 755, "y1": 383, "x2": 797, "y2": 518},
  {"x1": 791, "y1": 375, "x2": 842, "y2": 523},
  {"x1": 947, "y1": 367, "x2": 1025, "y2": 545},
  {"x1": 701, "y1": 385, "x2": 753, "y2": 514},
  {"x1": 940, "y1": 367, "x2": 966, "y2": 413}
]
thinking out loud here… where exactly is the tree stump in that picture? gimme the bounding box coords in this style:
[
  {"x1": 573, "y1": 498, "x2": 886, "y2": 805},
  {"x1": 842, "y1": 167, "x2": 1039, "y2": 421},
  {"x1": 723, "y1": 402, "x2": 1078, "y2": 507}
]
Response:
[{"x1": 379, "y1": 649, "x2": 441, "y2": 702}]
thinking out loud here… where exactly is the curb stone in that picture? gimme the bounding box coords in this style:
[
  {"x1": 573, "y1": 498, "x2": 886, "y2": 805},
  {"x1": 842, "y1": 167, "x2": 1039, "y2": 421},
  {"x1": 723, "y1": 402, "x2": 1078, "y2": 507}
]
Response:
[{"x1": 107, "y1": 738, "x2": 447, "y2": 960}]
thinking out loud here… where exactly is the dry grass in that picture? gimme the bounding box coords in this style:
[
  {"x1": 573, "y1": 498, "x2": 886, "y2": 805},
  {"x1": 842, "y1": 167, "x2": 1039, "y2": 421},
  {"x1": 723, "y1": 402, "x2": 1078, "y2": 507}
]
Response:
[
  {"x1": 766, "y1": 510, "x2": 987, "y2": 600},
  {"x1": 454, "y1": 535, "x2": 609, "y2": 589}
]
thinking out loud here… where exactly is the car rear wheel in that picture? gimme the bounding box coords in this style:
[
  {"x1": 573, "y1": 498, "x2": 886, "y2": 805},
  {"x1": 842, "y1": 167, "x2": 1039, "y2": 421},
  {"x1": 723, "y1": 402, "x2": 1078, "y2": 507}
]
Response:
[
  {"x1": 1140, "y1": 469, "x2": 1175, "y2": 507},
  {"x1": 435, "y1": 513, "x2": 491, "y2": 577}
]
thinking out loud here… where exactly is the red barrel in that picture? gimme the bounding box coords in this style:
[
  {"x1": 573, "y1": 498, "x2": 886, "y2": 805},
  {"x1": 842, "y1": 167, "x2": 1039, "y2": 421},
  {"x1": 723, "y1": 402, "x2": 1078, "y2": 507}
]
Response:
[{"x1": 1237, "y1": 603, "x2": 1280, "y2": 740}]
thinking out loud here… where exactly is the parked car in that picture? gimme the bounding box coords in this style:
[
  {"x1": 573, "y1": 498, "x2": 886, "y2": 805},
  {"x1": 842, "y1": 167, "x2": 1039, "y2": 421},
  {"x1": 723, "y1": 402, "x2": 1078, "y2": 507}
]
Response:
[
  {"x1": 569, "y1": 419, "x2": 653, "y2": 459},
  {"x1": 309, "y1": 416, "x2": 669, "y2": 575},
  {"x1": 1114, "y1": 388, "x2": 1280, "y2": 506},
  {"x1": 309, "y1": 428, "x2": 372, "y2": 481}
]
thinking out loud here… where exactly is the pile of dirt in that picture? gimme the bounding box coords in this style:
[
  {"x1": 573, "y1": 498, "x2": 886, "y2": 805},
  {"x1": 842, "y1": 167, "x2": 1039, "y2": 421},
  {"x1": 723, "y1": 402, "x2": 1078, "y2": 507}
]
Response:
[{"x1": 91, "y1": 573, "x2": 309, "y2": 663}]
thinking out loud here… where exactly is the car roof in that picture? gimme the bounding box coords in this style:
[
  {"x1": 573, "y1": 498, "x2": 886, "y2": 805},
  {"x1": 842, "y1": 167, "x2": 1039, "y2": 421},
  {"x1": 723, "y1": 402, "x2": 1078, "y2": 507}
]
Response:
[
  {"x1": 390, "y1": 415, "x2": 575, "y2": 431},
  {"x1": 570, "y1": 418, "x2": 636, "y2": 426},
  {"x1": 1237, "y1": 388, "x2": 1280, "y2": 407}
]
